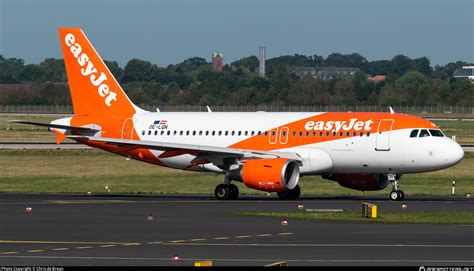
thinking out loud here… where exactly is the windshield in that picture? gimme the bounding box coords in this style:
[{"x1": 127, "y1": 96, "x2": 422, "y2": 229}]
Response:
[{"x1": 429, "y1": 129, "x2": 444, "y2": 137}]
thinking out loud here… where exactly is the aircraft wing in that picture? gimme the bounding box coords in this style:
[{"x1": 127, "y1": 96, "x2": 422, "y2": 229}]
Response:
[{"x1": 70, "y1": 136, "x2": 303, "y2": 163}]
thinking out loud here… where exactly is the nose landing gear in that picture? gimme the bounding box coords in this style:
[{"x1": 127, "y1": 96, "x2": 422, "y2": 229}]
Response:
[{"x1": 388, "y1": 174, "x2": 405, "y2": 201}]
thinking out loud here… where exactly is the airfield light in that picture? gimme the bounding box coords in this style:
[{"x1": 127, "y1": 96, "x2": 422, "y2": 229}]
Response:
[
  {"x1": 281, "y1": 219, "x2": 288, "y2": 226},
  {"x1": 297, "y1": 204, "x2": 304, "y2": 210},
  {"x1": 401, "y1": 204, "x2": 408, "y2": 209},
  {"x1": 25, "y1": 207, "x2": 32, "y2": 213},
  {"x1": 172, "y1": 255, "x2": 180, "y2": 261}
]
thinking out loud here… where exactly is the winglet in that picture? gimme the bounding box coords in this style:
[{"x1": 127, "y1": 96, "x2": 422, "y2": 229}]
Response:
[{"x1": 53, "y1": 129, "x2": 68, "y2": 144}]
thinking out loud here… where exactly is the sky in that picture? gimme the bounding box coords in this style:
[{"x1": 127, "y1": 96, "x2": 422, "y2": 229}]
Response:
[{"x1": 1, "y1": 0, "x2": 473, "y2": 67}]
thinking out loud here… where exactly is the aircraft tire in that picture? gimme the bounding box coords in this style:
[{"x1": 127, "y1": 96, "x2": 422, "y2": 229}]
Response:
[{"x1": 215, "y1": 184, "x2": 230, "y2": 200}]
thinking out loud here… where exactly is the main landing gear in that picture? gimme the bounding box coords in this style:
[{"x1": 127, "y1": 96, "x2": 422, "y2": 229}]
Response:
[
  {"x1": 388, "y1": 174, "x2": 405, "y2": 201},
  {"x1": 215, "y1": 183, "x2": 239, "y2": 200},
  {"x1": 277, "y1": 185, "x2": 301, "y2": 200}
]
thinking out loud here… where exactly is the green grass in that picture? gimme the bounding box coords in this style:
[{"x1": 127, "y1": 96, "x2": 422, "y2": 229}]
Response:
[
  {"x1": 237, "y1": 211, "x2": 474, "y2": 224},
  {"x1": 0, "y1": 149, "x2": 472, "y2": 196}
]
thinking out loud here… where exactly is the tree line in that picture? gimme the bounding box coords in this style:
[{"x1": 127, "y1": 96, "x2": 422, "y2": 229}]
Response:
[{"x1": 0, "y1": 53, "x2": 472, "y2": 106}]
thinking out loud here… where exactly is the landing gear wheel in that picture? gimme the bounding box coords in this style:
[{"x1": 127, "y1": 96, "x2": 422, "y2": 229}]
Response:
[
  {"x1": 398, "y1": 190, "x2": 405, "y2": 201},
  {"x1": 390, "y1": 190, "x2": 405, "y2": 201},
  {"x1": 228, "y1": 184, "x2": 239, "y2": 200},
  {"x1": 215, "y1": 184, "x2": 230, "y2": 200},
  {"x1": 277, "y1": 185, "x2": 301, "y2": 200}
]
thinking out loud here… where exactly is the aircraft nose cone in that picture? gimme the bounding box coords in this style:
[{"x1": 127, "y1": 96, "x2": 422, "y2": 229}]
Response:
[{"x1": 444, "y1": 141, "x2": 464, "y2": 166}]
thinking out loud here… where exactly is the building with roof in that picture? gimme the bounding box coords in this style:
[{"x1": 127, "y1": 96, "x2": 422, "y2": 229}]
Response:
[{"x1": 453, "y1": 66, "x2": 474, "y2": 83}]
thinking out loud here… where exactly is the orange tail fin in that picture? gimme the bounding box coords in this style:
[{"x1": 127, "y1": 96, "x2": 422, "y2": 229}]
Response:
[{"x1": 59, "y1": 28, "x2": 143, "y2": 116}]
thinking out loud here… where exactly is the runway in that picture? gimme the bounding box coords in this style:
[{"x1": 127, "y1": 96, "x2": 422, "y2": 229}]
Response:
[{"x1": 0, "y1": 194, "x2": 472, "y2": 266}]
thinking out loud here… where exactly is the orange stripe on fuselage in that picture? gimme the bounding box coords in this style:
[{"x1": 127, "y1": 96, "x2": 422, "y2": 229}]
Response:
[{"x1": 229, "y1": 112, "x2": 436, "y2": 151}]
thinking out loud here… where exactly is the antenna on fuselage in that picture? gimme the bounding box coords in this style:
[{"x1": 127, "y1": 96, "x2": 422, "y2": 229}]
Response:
[
  {"x1": 156, "y1": 107, "x2": 160, "y2": 112},
  {"x1": 207, "y1": 106, "x2": 212, "y2": 113},
  {"x1": 389, "y1": 106, "x2": 395, "y2": 114}
]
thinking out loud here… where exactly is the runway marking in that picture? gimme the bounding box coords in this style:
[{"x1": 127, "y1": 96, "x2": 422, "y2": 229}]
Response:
[
  {"x1": 213, "y1": 237, "x2": 230, "y2": 240},
  {"x1": 46, "y1": 200, "x2": 134, "y2": 204},
  {"x1": 234, "y1": 235, "x2": 252, "y2": 239},
  {"x1": 121, "y1": 243, "x2": 141, "y2": 246},
  {"x1": 256, "y1": 234, "x2": 273, "y2": 237},
  {"x1": 0, "y1": 255, "x2": 472, "y2": 264},
  {"x1": 169, "y1": 240, "x2": 186, "y2": 243},
  {"x1": 27, "y1": 250, "x2": 44, "y2": 253},
  {"x1": 0, "y1": 252, "x2": 19, "y2": 255},
  {"x1": 278, "y1": 232, "x2": 294, "y2": 236},
  {"x1": 189, "y1": 239, "x2": 207, "y2": 242},
  {"x1": 162, "y1": 243, "x2": 474, "y2": 248},
  {"x1": 75, "y1": 246, "x2": 93, "y2": 249},
  {"x1": 147, "y1": 241, "x2": 162, "y2": 245},
  {"x1": 99, "y1": 245, "x2": 117, "y2": 248},
  {"x1": 52, "y1": 248, "x2": 70, "y2": 251},
  {"x1": 0, "y1": 240, "x2": 135, "y2": 245}
]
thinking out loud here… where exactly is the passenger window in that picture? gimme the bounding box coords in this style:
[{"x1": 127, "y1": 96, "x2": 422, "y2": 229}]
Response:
[
  {"x1": 205, "y1": 131, "x2": 209, "y2": 136},
  {"x1": 264, "y1": 131, "x2": 268, "y2": 136},
  {"x1": 312, "y1": 131, "x2": 316, "y2": 136},
  {"x1": 167, "y1": 131, "x2": 171, "y2": 136},
  {"x1": 212, "y1": 131, "x2": 215, "y2": 136},
  {"x1": 173, "y1": 131, "x2": 177, "y2": 135},
  {"x1": 218, "y1": 131, "x2": 222, "y2": 136},
  {"x1": 186, "y1": 131, "x2": 190, "y2": 136},
  {"x1": 332, "y1": 131, "x2": 336, "y2": 136},
  {"x1": 225, "y1": 131, "x2": 229, "y2": 136},
  {"x1": 180, "y1": 131, "x2": 183, "y2": 136},
  {"x1": 245, "y1": 131, "x2": 248, "y2": 136},
  {"x1": 292, "y1": 131, "x2": 296, "y2": 136},
  {"x1": 429, "y1": 129, "x2": 444, "y2": 137},
  {"x1": 154, "y1": 130, "x2": 158, "y2": 136},
  {"x1": 192, "y1": 131, "x2": 196, "y2": 136},
  {"x1": 199, "y1": 131, "x2": 202, "y2": 136},
  {"x1": 339, "y1": 132, "x2": 343, "y2": 136},
  {"x1": 305, "y1": 131, "x2": 309, "y2": 136},
  {"x1": 161, "y1": 130, "x2": 165, "y2": 135},
  {"x1": 410, "y1": 129, "x2": 419, "y2": 138},
  {"x1": 366, "y1": 132, "x2": 370, "y2": 137},
  {"x1": 419, "y1": 130, "x2": 430, "y2": 137},
  {"x1": 142, "y1": 130, "x2": 145, "y2": 136},
  {"x1": 238, "y1": 131, "x2": 242, "y2": 136},
  {"x1": 251, "y1": 131, "x2": 255, "y2": 136},
  {"x1": 353, "y1": 132, "x2": 356, "y2": 137},
  {"x1": 326, "y1": 132, "x2": 329, "y2": 136},
  {"x1": 271, "y1": 131, "x2": 275, "y2": 136},
  {"x1": 282, "y1": 131, "x2": 287, "y2": 136},
  {"x1": 319, "y1": 131, "x2": 323, "y2": 136},
  {"x1": 148, "y1": 130, "x2": 151, "y2": 136},
  {"x1": 258, "y1": 131, "x2": 261, "y2": 136},
  {"x1": 231, "y1": 131, "x2": 235, "y2": 136},
  {"x1": 360, "y1": 132, "x2": 363, "y2": 137},
  {"x1": 346, "y1": 132, "x2": 350, "y2": 137}
]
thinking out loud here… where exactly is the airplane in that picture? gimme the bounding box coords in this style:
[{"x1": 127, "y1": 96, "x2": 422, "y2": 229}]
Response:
[{"x1": 14, "y1": 28, "x2": 464, "y2": 201}]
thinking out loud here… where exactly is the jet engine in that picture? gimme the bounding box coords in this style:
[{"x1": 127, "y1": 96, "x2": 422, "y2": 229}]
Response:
[
  {"x1": 226, "y1": 158, "x2": 300, "y2": 192},
  {"x1": 323, "y1": 173, "x2": 390, "y2": 191}
]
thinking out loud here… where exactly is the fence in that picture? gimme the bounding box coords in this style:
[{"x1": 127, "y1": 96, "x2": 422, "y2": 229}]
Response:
[{"x1": 0, "y1": 104, "x2": 473, "y2": 114}]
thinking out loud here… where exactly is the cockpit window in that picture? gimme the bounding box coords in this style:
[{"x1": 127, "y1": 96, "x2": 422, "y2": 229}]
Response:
[
  {"x1": 429, "y1": 129, "x2": 444, "y2": 137},
  {"x1": 409, "y1": 129, "x2": 419, "y2": 138},
  {"x1": 419, "y1": 129, "x2": 430, "y2": 137}
]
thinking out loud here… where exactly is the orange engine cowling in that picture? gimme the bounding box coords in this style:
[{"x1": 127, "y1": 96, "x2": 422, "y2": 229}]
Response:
[
  {"x1": 227, "y1": 158, "x2": 300, "y2": 192},
  {"x1": 324, "y1": 173, "x2": 390, "y2": 191}
]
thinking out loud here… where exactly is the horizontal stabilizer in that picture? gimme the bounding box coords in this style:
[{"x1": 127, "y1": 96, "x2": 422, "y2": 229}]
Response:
[{"x1": 10, "y1": 120, "x2": 99, "y2": 133}]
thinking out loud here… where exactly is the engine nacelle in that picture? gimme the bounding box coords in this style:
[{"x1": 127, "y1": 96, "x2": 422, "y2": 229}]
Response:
[
  {"x1": 324, "y1": 173, "x2": 390, "y2": 191},
  {"x1": 227, "y1": 158, "x2": 300, "y2": 192}
]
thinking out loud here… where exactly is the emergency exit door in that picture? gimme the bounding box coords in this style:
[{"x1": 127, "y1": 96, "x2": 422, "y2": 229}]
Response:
[{"x1": 375, "y1": 119, "x2": 394, "y2": 151}]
